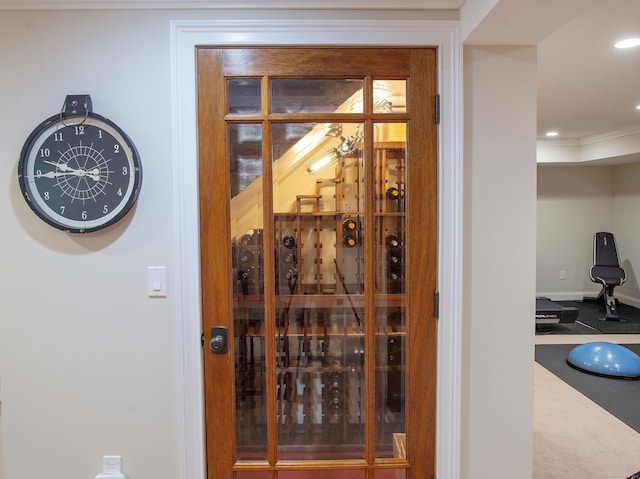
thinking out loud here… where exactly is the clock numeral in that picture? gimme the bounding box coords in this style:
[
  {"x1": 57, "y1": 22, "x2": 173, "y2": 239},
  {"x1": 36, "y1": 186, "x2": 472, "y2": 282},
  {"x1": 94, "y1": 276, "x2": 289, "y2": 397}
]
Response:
[
  {"x1": 114, "y1": 144, "x2": 120, "y2": 153},
  {"x1": 98, "y1": 130, "x2": 103, "y2": 139},
  {"x1": 122, "y1": 166, "x2": 128, "y2": 176},
  {"x1": 82, "y1": 211, "x2": 88, "y2": 220},
  {"x1": 54, "y1": 132, "x2": 63, "y2": 142},
  {"x1": 36, "y1": 169, "x2": 42, "y2": 178},
  {"x1": 44, "y1": 191, "x2": 50, "y2": 200},
  {"x1": 74, "y1": 125, "x2": 85, "y2": 135},
  {"x1": 103, "y1": 205, "x2": 109, "y2": 214},
  {"x1": 39, "y1": 148, "x2": 50, "y2": 158},
  {"x1": 60, "y1": 206, "x2": 65, "y2": 215},
  {"x1": 117, "y1": 188, "x2": 123, "y2": 197}
]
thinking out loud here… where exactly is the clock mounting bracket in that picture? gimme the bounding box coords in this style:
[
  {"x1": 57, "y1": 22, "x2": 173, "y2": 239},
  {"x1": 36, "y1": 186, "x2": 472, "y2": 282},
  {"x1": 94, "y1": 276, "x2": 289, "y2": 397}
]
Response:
[{"x1": 61, "y1": 94, "x2": 92, "y2": 123}]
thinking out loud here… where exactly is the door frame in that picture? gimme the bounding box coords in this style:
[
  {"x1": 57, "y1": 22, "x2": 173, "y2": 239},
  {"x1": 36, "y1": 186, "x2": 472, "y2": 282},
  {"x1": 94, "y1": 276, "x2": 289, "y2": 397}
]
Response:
[{"x1": 170, "y1": 17, "x2": 462, "y2": 479}]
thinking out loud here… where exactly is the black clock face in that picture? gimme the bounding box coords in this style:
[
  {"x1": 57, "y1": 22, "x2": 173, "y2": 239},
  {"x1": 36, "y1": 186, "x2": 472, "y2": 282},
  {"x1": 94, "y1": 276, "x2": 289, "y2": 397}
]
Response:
[{"x1": 18, "y1": 114, "x2": 142, "y2": 233}]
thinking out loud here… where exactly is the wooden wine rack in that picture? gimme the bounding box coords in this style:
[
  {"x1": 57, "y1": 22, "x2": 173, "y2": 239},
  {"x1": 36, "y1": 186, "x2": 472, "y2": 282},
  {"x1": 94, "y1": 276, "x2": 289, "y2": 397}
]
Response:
[{"x1": 233, "y1": 143, "x2": 408, "y2": 454}]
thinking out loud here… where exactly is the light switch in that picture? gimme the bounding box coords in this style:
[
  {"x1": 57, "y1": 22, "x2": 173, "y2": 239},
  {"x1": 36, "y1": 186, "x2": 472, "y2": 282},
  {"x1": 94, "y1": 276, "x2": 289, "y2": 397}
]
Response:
[{"x1": 148, "y1": 266, "x2": 167, "y2": 297}]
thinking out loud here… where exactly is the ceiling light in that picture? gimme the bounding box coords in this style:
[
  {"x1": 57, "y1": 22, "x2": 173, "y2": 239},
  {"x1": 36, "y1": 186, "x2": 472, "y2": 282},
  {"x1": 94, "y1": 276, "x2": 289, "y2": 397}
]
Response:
[
  {"x1": 636, "y1": 104, "x2": 640, "y2": 110},
  {"x1": 614, "y1": 38, "x2": 640, "y2": 49},
  {"x1": 306, "y1": 148, "x2": 341, "y2": 175},
  {"x1": 545, "y1": 131, "x2": 559, "y2": 137}
]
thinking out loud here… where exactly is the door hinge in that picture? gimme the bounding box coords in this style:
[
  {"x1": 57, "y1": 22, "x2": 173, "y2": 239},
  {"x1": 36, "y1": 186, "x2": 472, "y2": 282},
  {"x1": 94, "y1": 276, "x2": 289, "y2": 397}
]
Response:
[
  {"x1": 435, "y1": 93, "x2": 441, "y2": 124},
  {"x1": 201, "y1": 333, "x2": 205, "y2": 347},
  {"x1": 434, "y1": 290, "x2": 440, "y2": 320}
]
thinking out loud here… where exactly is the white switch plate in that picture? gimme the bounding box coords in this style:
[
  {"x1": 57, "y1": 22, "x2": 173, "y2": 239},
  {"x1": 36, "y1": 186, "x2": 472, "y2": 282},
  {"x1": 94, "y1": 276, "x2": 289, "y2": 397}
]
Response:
[{"x1": 148, "y1": 266, "x2": 167, "y2": 297}]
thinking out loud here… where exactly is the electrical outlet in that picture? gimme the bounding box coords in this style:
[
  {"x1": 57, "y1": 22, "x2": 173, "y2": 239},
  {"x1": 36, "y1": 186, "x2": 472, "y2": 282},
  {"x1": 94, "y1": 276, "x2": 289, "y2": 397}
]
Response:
[
  {"x1": 560, "y1": 270, "x2": 566, "y2": 280},
  {"x1": 103, "y1": 456, "x2": 122, "y2": 474}
]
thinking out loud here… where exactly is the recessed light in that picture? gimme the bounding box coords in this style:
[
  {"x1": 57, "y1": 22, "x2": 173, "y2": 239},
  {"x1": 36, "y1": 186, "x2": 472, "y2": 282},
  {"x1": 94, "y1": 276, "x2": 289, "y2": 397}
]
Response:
[
  {"x1": 636, "y1": 104, "x2": 640, "y2": 110},
  {"x1": 546, "y1": 131, "x2": 559, "y2": 137},
  {"x1": 614, "y1": 38, "x2": 640, "y2": 49}
]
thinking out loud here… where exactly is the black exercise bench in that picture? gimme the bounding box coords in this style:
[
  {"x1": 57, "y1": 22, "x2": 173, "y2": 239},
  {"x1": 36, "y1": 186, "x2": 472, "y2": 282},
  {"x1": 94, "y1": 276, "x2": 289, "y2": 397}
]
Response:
[{"x1": 589, "y1": 232, "x2": 626, "y2": 321}]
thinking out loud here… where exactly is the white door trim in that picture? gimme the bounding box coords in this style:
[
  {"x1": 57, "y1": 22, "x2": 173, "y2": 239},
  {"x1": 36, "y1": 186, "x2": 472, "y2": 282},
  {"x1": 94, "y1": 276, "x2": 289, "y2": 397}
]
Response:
[{"x1": 170, "y1": 18, "x2": 463, "y2": 479}]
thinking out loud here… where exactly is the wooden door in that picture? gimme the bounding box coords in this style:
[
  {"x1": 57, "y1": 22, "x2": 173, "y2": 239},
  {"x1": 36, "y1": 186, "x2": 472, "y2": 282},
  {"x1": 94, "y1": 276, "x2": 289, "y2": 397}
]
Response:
[{"x1": 197, "y1": 48, "x2": 438, "y2": 479}]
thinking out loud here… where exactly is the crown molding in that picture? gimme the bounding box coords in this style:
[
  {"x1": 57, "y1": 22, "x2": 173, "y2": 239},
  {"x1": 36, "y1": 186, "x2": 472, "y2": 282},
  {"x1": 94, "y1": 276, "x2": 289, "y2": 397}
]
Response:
[
  {"x1": 579, "y1": 125, "x2": 640, "y2": 146},
  {"x1": 537, "y1": 137, "x2": 580, "y2": 147},
  {"x1": 537, "y1": 125, "x2": 640, "y2": 165},
  {"x1": 537, "y1": 125, "x2": 640, "y2": 148},
  {"x1": 0, "y1": 0, "x2": 463, "y2": 10}
]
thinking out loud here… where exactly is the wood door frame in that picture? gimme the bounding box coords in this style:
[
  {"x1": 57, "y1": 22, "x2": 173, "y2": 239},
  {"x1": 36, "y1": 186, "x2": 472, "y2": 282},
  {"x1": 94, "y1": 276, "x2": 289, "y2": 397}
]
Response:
[
  {"x1": 199, "y1": 46, "x2": 436, "y2": 478},
  {"x1": 170, "y1": 18, "x2": 462, "y2": 479}
]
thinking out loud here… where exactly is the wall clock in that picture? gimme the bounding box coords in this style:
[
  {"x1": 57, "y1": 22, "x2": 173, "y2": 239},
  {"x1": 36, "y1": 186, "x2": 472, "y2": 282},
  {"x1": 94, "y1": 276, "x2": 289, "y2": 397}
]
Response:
[{"x1": 18, "y1": 95, "x2": 142, "y2": 233}]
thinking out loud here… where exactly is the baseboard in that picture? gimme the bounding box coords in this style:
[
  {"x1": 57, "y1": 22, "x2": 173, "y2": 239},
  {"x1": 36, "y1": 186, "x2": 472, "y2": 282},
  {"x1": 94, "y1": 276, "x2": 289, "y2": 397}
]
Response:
[
  {"x1": 616, "y1": 293, "x2": 640, "y2": 309},
  {"x1": 536, "y1": 291, "x2": 593, "y2": 302}
]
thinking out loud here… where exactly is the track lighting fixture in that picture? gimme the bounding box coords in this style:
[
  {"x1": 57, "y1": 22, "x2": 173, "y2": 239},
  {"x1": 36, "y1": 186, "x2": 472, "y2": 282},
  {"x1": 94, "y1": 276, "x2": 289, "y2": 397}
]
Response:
[{"x1": 306, "y1": 126, "x2": 362, "y2": 175}]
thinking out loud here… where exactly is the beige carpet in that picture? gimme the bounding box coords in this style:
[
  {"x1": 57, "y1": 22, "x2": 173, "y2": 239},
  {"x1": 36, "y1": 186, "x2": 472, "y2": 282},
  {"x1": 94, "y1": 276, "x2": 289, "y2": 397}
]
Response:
[{"x1": 534, "y1": 334, "x2": 640, "y2": 479}]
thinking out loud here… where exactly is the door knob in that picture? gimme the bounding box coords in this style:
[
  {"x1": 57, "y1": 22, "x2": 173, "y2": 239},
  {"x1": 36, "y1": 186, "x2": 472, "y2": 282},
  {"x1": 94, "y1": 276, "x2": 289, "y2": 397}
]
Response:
[{"x1": 209, "y1": 326, "x2": 228, "y2": 354}]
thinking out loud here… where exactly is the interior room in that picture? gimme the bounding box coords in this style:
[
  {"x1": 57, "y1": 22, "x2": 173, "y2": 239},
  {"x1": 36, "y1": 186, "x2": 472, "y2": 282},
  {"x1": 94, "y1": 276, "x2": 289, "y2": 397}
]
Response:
[
  {"x1": 533, "y1": 2, "x2": 640, "y2": 477},
  {"x1": 0, "y1": 1, "x2": 638, "y2": 479}
]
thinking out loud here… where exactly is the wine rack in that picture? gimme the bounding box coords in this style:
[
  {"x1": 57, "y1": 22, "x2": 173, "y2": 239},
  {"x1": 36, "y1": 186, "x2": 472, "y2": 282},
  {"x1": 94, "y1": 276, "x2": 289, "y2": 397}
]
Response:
[{"x1": 233, "y1": 143, "x2": 407, "y2": 454}]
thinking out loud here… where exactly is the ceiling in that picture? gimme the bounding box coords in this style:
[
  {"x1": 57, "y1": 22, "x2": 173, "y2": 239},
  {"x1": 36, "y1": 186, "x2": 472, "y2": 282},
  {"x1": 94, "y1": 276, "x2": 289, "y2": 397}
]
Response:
[
  {"x1": 463, "y1": 0, "x2": 640, "y2": 142},
  {"x1": 2, "y1": 0, "x2": 639, "y2": 145},
  {"x1": 537, "y1": 0, "x2": 640, "y2": 141}
]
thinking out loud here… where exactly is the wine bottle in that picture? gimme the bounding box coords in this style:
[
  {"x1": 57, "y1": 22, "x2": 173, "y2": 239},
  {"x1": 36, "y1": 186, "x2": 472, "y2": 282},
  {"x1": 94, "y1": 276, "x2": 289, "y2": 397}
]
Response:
[
  {"x1": 282, "y1": 235, "x2": 296, "y2": 249},
  {"x1": 387, "y1": 252, "x2": 401, "y2": 264},
  {"x1": 238, "y1": 265, "x2": 255, "y2": 280},
  {"x1": 342, "y1": 218, "x2": 358, "y2": 232},
  {"x1": 284, "y1": 267, "x2": 297, "y2": 281},
  {"x1": 387, "y1": 263, "x2": 401, "y2": 280},
  {"x1": 328, "y1": 371, "x2": 341, "y2": 390},
  {"x1": 385, "y1": 235, "x2": 400, "y2": 249},
  {"x1": 386, "y1": 187, "x2": 401, "y2": 200},
  {"x1": 344, "y1": 234, "x2": 358, "y2": 248},
  {"x1": 238, "y1": 233, "x2": 253, "y2": 247},
  {"x1": 239, "y1": 250, "x2": 254, "y2": 265}
]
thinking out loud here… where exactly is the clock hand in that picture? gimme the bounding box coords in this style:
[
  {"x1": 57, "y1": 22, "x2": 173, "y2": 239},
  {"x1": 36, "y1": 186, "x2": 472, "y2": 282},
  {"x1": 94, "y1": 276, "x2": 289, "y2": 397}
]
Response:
[
  {"x1": 43, "y1": 160, "x2": 73, "y2": 172},
  {"x1": 63, "y1": 168, "x2": 101, "y2": 181},
  {"x1": 87, "y1": 169, "x2": 101, "y2": 181},
  {"x1": 31, "y1": 170, "x2": 73, "y2": 179},
  {"x1": 43, "y1": 161, "x2": 86, "y2": 177},
  {"x1": 43, "y1": 162, "x2": 101, "y2": 179},
  {"x1": 29, "y1": 167, "x2": 101, "y2": 180}
]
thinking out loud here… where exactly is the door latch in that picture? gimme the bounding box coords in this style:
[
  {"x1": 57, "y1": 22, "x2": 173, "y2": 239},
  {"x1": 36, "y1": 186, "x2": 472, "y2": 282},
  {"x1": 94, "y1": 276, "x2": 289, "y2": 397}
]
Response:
[{"x1": 209, "y1": 326, "x2": 228, "y2": 354}]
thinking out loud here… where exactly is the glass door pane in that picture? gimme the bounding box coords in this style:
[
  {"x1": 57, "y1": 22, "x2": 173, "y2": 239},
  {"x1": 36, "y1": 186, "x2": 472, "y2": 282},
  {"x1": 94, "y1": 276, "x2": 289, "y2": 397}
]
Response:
[
  {"x1": 229, "y1": 123, "x2": 268, "y2": 461},
  {"x1": 271, "y1": 79, "x2": 364, "y2": 114},
  {"x1": 272, "y1": 122, "x2": 366, "y2": 460},
  {"x1": 373, "y1": 123, "x2": 407, "y2": 459}
]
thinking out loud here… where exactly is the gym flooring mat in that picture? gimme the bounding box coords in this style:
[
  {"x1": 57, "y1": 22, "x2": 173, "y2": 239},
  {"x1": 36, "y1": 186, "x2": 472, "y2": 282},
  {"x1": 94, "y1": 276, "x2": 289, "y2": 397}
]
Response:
[
  {"x1": 535, "y1": 343, "x2": 640, "y2": 433},
  {"x1": 556, "y1": 301, "x2": 640, "y2": 334}
]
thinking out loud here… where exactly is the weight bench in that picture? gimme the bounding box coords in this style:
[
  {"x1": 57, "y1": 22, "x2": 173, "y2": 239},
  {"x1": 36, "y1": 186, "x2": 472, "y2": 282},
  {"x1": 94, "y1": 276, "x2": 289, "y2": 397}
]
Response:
[
  {"x1": 589, "y1": 232, "x2": 626, "y2": 321},
  {"x1": 535, "y1": 297, "x2": 578, "y2": 325}
]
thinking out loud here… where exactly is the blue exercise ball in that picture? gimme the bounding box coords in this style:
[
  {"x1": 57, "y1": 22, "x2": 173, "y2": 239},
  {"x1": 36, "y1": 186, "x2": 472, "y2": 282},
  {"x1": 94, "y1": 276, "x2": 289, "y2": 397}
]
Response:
[{"x1": 567, "y1": 342, "x2": 640, "y2": 379}]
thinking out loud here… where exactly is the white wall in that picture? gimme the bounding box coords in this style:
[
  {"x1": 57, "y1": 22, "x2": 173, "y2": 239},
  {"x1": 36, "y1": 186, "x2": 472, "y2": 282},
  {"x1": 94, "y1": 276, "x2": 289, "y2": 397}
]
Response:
[
  {"x1": 613, "y1": 162, "x2": 640, "y2": 302},
  {"x1": 462, "y1": 45, "x2": 537, "y2": 479},
  {"x1": 536, "y1": 162, "x2": 640, "y2": 305},
  {"x1": 536, "y1": 164, "x2": 614, "y2": 298},
  {"x1": 0, "y1": 10, "x2": 182, "y2": 479}
]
